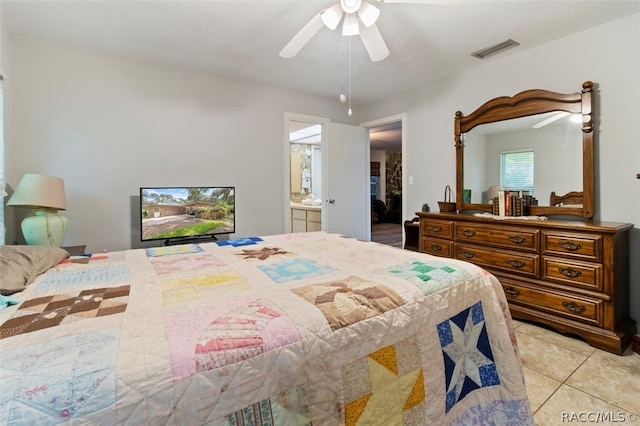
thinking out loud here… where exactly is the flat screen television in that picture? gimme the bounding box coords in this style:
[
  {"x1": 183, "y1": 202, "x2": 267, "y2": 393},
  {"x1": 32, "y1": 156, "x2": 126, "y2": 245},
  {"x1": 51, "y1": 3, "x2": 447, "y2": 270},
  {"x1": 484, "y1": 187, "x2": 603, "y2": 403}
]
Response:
[{"x1": 140, "y1": 186, "x2": 235, "y2": 245}]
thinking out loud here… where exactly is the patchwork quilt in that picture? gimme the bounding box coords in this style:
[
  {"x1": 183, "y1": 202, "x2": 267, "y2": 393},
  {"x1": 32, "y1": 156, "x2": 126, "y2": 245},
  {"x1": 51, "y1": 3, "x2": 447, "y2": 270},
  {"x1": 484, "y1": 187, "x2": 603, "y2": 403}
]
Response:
[{"x1": 0, "y1": 231, "x2": 533, "y2": 425}]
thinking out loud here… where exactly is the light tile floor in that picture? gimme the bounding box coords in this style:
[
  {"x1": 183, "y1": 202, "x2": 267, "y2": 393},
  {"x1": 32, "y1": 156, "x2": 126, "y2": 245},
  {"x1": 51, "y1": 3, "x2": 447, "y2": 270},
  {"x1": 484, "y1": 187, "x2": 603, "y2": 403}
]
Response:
[{"x1": 513, "y1": 320, "x2": 640, "y2": 425}]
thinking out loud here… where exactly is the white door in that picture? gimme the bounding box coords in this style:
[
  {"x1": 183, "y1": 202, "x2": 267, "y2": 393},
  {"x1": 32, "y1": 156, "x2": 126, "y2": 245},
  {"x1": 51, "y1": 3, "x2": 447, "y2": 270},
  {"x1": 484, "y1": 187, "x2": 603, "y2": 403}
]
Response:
[{"x1": 323, "y1": 122, "x2": 370, "y2": 241}]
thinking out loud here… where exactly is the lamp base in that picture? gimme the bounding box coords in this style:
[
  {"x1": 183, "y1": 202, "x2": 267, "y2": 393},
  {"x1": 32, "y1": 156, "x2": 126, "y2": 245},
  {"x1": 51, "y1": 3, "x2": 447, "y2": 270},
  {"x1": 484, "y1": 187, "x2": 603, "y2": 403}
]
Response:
[{"x1": 22, "y1": 208, "x2": 69, "y2": 247}]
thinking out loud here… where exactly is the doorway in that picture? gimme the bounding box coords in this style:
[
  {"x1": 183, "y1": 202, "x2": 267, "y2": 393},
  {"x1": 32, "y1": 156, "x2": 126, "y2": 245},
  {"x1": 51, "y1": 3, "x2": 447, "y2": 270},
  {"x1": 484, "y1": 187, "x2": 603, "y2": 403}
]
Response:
[
  {"x1": 362, "y1": 114, "x2": 407, "y2": 249},
  {"x1": 284, "y1": 113, "x2": 370, "y2": 240},
  {"x1": 285, "y1": 115, "x2": 326, "y2": 234}
]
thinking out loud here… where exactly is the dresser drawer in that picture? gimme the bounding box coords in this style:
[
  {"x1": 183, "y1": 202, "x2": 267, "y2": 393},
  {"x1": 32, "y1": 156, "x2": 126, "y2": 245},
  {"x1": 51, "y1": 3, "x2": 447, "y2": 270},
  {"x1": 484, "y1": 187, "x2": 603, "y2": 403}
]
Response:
[
  {"x1": 500, "y1": 280, "x2": 603, "y2": 327},
  {"x1": 455, "y1": 243, "x2": 539, "y2": 278},
  {"x1": 422, "y1": 237, "x2": 453, "y2": 257},
  {"x1": 542, "y1": 232, "x2": 602, "y2": 261},
  {"x1": 542, "y1": 257, "x2": 603, "y2": 292},
  {"x1": 421, "y1": 219, "x2": 453, "y2": 239},
  {"x1": 455, "y1": 223, "x2": 539, "y2": 252}
]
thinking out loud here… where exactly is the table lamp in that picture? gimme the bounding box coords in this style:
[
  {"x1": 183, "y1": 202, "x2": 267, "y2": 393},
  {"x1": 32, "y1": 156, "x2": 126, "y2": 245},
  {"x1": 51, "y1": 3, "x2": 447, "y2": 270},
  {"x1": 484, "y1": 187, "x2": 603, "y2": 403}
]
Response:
[{"x1": 6, "y1": 173, "x2": 68, "y2": 246}]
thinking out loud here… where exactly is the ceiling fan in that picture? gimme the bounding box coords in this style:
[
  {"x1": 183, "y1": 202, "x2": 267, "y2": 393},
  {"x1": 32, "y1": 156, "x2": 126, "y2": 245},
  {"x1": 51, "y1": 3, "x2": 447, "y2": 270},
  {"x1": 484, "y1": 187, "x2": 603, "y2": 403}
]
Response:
[{"x1": 279, "y1": 0, "x2": 451, "y2": 62}]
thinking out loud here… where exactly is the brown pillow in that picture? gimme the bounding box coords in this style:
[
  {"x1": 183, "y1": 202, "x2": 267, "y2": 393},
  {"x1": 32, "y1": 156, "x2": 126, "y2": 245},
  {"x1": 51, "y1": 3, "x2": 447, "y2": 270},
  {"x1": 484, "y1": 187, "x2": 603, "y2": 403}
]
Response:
[{"x1": 0, "y1": 245, "x2": 69, "y2": 295}]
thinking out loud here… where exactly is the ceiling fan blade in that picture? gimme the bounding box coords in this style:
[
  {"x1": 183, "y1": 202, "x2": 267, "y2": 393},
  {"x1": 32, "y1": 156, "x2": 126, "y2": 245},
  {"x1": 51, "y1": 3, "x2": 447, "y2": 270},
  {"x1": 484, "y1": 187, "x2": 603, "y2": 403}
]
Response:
[
  {"x1": 357, "y1": 2, "x2": 380, "y2": 27},
  {"x1": 359, "y1": 23, "x2": 390, "y2": 62},
  {"x1": 342, "y1": 13, "x2": 360, "y2": 36},
  {"x1": 279, "y1": 13, "x2": 325, "y2": 58},
  {"x1": 321, "y1": 3, "x2": 344, "y2": 30}
]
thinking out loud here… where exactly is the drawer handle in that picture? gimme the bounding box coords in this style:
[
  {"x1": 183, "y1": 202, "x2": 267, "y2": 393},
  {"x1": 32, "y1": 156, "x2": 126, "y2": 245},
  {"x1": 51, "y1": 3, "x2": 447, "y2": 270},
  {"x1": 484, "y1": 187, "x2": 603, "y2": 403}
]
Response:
[
  {"x1": 461, "y1": 250, "x2": 475, "y2": 259},
  {"x1": 508, "y1": 259, "x2": 526, "y2": 268},
  {"x1": 562, "y1": 301, "x2": 586, "y2": 314},
  {"x1": 509, "y1": 235, "x2": 526, "y2": 244},
  {"x1": 462, "y1": 229, "x2": 476, "y2": 237},
  {"x1": 559, "y1": 240, "x2": 582, "y2": 251},
  {"x1": 431, "y1": 225, "x2": 442, "y2": 232},
  {"x1": 559, "y1": 267, "x2": 582, "y2": 278},
  {"x1": 430, "y1": 244, "x2": 442, "y2": 252},
  {"x1": 503, "y1": 287, "x2": 521, "y2": 297}
]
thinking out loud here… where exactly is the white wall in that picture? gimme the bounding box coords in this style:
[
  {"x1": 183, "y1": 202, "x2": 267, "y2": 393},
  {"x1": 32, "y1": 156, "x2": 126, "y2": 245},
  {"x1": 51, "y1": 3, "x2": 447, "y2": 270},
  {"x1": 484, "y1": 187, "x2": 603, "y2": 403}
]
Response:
[
  {"x1": 5, "y1": 14, "x2": 640, "y2": 322},
  {"x1": 5, "y1": 36, "x2": 351, "y2": 252},
  {"x1": 359, "y1": 13, "x2": 640, "y2": 322},
  {"x1": 0, "y1": 7, "x2": 8, "y2": 245}
]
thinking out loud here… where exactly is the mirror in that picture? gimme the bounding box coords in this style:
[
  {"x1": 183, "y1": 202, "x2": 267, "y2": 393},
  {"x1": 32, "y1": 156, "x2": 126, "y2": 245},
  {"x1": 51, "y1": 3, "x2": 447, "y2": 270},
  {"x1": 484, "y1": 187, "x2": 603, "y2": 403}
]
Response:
[
  {"x1": 289, "y1": 121, "x2": 323, "y2": 205},
  {"x1": 455, "y1": 81, "x2": 594, "y2": 219}
]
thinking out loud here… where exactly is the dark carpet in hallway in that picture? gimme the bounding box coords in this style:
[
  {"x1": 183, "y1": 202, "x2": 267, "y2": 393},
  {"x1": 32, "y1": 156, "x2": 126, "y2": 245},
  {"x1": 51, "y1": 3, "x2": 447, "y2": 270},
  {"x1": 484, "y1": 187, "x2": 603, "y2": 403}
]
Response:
[{"x1": 371, "y1": 222, "x2": 402, "y2": 249}]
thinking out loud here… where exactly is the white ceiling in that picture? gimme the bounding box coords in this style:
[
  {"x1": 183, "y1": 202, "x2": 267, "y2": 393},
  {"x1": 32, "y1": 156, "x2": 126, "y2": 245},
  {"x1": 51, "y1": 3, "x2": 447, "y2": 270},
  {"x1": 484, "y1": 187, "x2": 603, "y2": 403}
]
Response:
[
  {"x1": 2, "y1": 0, "x2": 639, "y2": 152},
  {"x1": 2, "y1": 0, "x2": 639, "y2": 108}
]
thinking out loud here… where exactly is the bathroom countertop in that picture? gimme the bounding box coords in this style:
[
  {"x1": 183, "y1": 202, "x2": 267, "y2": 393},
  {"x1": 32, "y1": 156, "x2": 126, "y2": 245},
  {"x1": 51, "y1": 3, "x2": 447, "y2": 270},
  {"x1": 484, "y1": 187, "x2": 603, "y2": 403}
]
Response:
[{"x1": 290, "y1": 203, "x2": 322, "y2": 210}]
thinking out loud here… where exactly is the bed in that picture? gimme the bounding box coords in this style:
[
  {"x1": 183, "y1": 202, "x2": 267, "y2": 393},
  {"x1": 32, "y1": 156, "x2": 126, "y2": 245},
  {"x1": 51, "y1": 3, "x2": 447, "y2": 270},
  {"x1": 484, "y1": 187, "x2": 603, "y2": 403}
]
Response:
[{"x1": 0, "y1": 231, "x2": 533, "y2": 425}]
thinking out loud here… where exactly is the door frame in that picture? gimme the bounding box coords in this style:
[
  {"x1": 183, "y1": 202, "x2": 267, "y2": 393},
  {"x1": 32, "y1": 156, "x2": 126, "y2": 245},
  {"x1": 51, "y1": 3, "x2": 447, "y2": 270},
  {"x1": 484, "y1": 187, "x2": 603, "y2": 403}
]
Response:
[
  {"x1": 283, "y1": 113, "x2": 329, "y2": 233},
  {"x1": 360, "y1": 113, "x2": 408, "y2": 243}
]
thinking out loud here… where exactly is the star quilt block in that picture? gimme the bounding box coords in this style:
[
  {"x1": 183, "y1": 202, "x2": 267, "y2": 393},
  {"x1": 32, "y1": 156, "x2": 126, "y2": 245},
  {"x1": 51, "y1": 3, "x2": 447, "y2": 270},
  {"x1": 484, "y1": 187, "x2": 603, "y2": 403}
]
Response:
[
  {"x1": 342, "y1": 336, "x2": 425, "y2": 425},
  {"x1": 235, "y1": 246, "x2": 290, "y2": 261},
  {"x1": 437, "y1": 301, "x2": 500, "y2": 413},
  {"x1": 216, "y1": 237, "x2": 263, "y2": 247}
]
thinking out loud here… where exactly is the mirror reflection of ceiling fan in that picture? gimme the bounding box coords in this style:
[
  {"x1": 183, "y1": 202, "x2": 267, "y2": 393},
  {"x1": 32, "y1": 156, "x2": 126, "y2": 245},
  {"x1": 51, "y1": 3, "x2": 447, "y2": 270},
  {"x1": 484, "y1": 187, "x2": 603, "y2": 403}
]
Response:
[
  {"x1": 279, "y1": 0, "x2": 455, "y2": 62},
  {"x1": 532, "y1": 111, "x2": 582, "y2": 129}
]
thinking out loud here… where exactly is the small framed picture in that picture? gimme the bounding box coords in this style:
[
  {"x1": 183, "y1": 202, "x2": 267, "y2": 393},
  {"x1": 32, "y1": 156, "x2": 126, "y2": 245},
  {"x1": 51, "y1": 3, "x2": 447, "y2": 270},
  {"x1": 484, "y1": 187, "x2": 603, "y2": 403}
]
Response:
[{"x1": 463, "y1": 189, "x2": 472, "y2": 204}]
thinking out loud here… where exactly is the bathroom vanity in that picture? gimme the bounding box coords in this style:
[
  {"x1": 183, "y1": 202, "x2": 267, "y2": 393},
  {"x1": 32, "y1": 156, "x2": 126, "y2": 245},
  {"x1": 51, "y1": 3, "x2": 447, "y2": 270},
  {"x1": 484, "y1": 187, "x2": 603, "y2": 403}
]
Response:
[{"x1": 291, "y1": 204, "x2": 322, "y2": 232}]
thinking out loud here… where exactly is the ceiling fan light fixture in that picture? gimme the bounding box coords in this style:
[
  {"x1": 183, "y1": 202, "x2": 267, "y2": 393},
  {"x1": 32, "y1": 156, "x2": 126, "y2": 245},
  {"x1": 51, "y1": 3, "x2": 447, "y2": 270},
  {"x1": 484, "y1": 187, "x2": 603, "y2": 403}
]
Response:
[
  {"x1": 321, "y1": 3, "x2": 344, "y2": 30},
  {"x1": 342, "y1": 13, "x2": 360, "y2": 36},
  {"x1": 357, "y1": 2, "x2": 380, "y2": 27},
  {"x1": 341, "y1": 0, "x2": 362, "y2": 14}
]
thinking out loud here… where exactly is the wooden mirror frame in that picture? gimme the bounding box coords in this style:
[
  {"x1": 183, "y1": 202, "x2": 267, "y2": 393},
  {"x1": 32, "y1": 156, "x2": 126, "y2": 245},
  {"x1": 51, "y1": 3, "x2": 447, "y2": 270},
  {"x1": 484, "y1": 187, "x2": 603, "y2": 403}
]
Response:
[{"x1": 455, "y1": 81, "x2": 594, "y2": 219}]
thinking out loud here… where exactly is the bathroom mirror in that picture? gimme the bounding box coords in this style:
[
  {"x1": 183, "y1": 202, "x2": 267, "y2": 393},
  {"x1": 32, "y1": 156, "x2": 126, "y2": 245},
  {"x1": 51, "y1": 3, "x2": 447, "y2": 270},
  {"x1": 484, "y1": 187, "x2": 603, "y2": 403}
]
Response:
[{"x1": 455, "y1": 81, "x2": 594, "y2": 219}]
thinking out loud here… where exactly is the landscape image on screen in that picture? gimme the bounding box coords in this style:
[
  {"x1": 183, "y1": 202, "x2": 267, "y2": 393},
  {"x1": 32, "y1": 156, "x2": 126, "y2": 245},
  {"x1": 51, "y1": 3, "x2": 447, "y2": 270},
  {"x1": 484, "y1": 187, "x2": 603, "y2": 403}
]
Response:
[{"x1": 140, "y1": 187, "x2": 235, "y2": 242}]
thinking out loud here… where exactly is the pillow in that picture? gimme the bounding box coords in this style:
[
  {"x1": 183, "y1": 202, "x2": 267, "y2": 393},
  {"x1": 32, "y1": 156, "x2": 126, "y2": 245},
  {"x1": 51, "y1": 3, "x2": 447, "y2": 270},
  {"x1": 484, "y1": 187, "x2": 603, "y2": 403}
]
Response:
[{"x1": 0, "y1": 245, "x2": 69, "y2": 295}]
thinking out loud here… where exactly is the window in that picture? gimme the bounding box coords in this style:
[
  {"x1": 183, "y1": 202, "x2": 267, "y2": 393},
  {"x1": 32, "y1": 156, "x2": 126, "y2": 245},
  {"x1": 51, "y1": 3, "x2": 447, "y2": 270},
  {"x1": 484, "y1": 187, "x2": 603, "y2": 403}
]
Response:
[{"x1": 500, "y1": 150, "x2": 534, "y2": 194}]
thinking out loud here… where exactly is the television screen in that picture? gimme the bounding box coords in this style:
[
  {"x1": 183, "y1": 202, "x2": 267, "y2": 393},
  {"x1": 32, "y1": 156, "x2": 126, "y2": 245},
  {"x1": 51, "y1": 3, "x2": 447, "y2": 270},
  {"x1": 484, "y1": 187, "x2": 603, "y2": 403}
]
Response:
[{"x1": 140, "y1": 186, "x2": 235, "y2": 244}]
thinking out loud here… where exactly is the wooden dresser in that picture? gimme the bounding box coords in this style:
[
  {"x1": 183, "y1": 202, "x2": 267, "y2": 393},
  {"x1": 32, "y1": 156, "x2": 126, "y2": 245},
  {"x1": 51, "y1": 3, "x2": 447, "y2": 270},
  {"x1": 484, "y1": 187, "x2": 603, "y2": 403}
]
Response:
[{"x1": 417, "y1": 211, "x2": 635, "y2": 354}]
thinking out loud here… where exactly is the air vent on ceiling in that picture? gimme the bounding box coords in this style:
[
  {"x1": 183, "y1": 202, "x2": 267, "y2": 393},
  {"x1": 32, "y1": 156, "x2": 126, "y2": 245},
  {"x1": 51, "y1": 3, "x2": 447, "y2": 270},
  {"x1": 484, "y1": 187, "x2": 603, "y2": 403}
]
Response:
[{"x1": 471, "y1": 39, "x2": 520, "y2": 59}]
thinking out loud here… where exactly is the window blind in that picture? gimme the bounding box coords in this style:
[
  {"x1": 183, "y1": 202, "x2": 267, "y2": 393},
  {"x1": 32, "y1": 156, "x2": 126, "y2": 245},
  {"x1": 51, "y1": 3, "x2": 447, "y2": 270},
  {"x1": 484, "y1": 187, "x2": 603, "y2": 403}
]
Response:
[{"x1": 500, "y1": 150, "x2": 534, "y2": 194}]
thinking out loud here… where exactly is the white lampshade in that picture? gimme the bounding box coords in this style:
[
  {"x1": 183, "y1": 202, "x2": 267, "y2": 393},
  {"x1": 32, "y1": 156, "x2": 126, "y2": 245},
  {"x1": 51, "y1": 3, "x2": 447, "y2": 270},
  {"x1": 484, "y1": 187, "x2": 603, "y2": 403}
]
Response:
[
  {"x1": 7, "y1": 174, "x2": 68, "y2": 246},
  {"x1": 487, "y1": 185, "x2": 502, "y2": 201},
  {"x1": 7, "y1": 174, "x2": 67, "y2": 210}
]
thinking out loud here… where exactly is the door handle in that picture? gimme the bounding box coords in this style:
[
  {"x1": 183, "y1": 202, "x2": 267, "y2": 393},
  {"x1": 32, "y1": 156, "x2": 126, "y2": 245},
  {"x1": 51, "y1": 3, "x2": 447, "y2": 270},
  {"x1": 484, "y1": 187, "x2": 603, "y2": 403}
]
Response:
[{"x1": 327, "y1": 199, "x2": 335, "y2": 204}]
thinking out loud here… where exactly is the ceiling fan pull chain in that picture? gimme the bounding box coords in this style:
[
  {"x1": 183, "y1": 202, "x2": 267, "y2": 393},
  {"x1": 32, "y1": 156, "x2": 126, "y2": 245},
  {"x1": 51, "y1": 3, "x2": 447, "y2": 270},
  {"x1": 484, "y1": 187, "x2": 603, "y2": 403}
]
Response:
[{"x1": 348, "y1": 36, "x2": 353, "y2": 117}]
